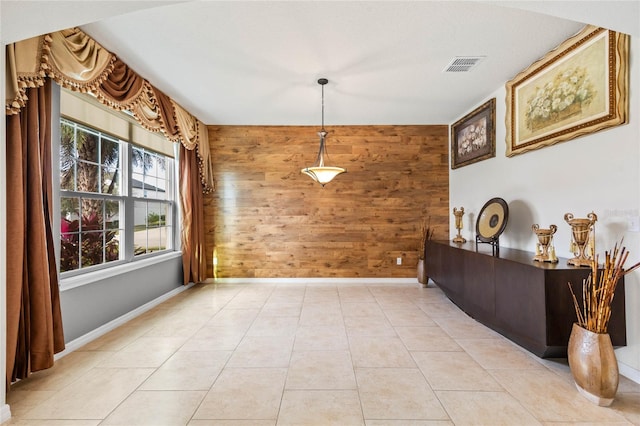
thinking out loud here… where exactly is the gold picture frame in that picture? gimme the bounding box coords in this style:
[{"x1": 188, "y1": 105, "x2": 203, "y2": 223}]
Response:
[
  {"x1": 451, "y1": 98, "x2": 496, "y2": 169},
  {"x1": 505, "y1": 25, "x2": 629, "y2": 157}
]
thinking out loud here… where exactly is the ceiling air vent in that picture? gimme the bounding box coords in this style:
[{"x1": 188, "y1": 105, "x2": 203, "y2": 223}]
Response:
[{"x1": 443, "y1": 56, "x2": 485, "y2": 73}]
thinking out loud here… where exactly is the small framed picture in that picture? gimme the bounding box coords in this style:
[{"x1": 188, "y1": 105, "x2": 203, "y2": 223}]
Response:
[{"x1": 451, "y1": 98, "x2": 496, "y2": 169}]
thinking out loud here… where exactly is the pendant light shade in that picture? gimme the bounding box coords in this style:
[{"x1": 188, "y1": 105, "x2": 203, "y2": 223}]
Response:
[{"x1": 301, "y1": 78, "x2": 346, "y2": 186}]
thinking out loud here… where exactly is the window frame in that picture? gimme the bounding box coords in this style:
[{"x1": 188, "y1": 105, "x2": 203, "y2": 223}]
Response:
[
  {"x1": 129, "y1": 144, "x2": 176, "y2": 258},
  {"x1": 55, "y1": 90, "x2": 179, "y2": 284}
]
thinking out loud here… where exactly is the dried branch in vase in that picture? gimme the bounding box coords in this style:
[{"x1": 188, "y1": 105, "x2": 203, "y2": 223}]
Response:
[
  {"x1": 419, "y1": 216, "x2": 435, "y2": 260},
  {"x1": 567, "y1": 239, "x2": 640, "y2": 334}
]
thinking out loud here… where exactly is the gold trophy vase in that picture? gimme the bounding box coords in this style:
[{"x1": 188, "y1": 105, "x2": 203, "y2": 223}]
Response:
[
  {"x1": 532, "y1": 224, "x2": 558, "y2": 263},
  {"x1": 564, "y1": 212, "x2": 597, "y2": 267},
  {"x1": 452, "y1": 207, "x2": 466, "y2": 243}
]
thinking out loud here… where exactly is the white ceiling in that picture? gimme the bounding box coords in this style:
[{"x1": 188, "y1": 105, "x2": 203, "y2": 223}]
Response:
[{"x1": 2, "y1": 1, "x2": 638, "y2": 126}]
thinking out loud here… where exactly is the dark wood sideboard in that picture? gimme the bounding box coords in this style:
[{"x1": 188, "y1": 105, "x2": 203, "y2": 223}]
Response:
[{"x1": 424, "y1": 240, "x2": 626, "y2": 358}]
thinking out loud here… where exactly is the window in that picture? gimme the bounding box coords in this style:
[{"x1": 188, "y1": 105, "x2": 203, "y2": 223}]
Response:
[
  {"x1": 59, "y1": 118, "x2": 175, "y2": 275},
  {"x1": 60, "y1": 119, "x2": 123, "y2": 272},
  {"x1": 132, "y1": 147, "x2": 173, "y2": 255}
]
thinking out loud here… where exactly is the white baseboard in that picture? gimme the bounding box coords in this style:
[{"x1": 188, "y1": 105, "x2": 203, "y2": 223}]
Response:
[
  {"x1": 0, "y1": 404, "x2": 11, "y2": 424},
  {"x1": 211, "y1": 277, "x2": 419, "y2": 286},
  {"x1": 618, "y1": 360, "x2": 640, "y2": 384},
  {"x1": 55, "y1": 282, "x2": 194, "y2": 359}
]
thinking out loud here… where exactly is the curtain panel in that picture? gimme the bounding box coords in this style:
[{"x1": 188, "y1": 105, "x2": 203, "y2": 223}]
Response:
[
  {"x1": 6, "y1": 80, "x2": 66, "y2": 388},
  {"x1": 179, "y1": 144, "x2": 208, "y2": 285},
  {"x1": 5, "y1": 27, "x2": 214, "y2": 193}
]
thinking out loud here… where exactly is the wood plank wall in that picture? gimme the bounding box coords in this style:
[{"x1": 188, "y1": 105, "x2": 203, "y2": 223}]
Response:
[{"x1": 204, "y1": 125, "x2": 449, "y2": 278}]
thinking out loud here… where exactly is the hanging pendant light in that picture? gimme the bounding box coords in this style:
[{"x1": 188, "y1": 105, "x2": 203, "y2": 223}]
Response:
[{"x1": 301, "y1": 78, "x2": 346, "y2": 186}]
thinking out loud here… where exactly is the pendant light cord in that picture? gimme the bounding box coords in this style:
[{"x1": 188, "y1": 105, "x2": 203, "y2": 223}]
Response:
[
  {"x1": 318, "y1": 77, "x2": 328, "y2": 132},
  {"x1": 321, "y1": 82, "x2": 325, "y2": 131}
]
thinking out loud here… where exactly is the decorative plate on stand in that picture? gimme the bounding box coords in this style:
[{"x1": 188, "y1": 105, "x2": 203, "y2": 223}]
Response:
[{"x1": 476, "y1": 197, "x2": 509, "y2": 255}]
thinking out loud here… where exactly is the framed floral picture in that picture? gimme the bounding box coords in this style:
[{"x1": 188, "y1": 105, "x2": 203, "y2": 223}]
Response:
[
  {"x1": 451, "y1": 98, "x2": 496, "y2": 169},
  {"x1": 505, "y1": 25, "x2": 629, "y2": 157}
]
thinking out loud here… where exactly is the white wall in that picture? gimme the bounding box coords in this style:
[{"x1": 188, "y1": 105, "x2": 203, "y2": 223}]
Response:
[{"x1": 450, "y1": 36, "x2": 640, "y2": 379}]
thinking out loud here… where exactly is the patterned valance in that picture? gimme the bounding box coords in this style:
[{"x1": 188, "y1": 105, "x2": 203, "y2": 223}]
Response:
[{"x1": 5, "y1": 27, "x2": 213, "y2": 193}]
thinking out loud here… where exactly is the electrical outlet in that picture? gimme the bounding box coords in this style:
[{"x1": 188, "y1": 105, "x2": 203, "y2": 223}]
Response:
[
  {"x1": 396, "y1": 257, "x2": 402, "y2": 265},
  {"x1": 629, "y1": 216, "x2": 640, "y2": 232}
]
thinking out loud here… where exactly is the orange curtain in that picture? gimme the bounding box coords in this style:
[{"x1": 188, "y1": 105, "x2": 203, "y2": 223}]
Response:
[
  {"x1": 179, "y1": 144, "x2": 207, "y2": 284},
  {"x1": 95, "y1": 58, "x2": 145, "y2": 111},
  {"x1": 6, "y1": 80, "x2": 65, "y2": 388}
]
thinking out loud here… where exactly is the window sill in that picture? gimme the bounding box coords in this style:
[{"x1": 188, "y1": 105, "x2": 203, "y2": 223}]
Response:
[{"x1": 60, "y1": 251, "x2": 182, "y2": 292}]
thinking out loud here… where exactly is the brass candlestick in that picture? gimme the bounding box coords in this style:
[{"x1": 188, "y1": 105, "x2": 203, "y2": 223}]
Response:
[
  {"x1": 564, "y1": 212, "x2": 597, "y2": 267},
  {"x1": 532, "y1": 224, "x2": 558, "y2": 263},
  {"x1": 452, "y1": 207, "x2": 466, "y2": 243}
]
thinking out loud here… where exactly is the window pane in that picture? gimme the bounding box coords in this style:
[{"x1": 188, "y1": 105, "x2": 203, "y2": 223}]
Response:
[
  {"x1": 60, "y1": 197, "x2": 80, "y2": 272},
  {"x1": 60, "y1": 237, "x2": 80, "y2": 272},
  {"x1": 134, "y1": 201, "x2": 147, "y2": 227},
  {"x1": 147, "y1": 202, "x2": 161, "y2": 227},
  {"x1": 131, "y1": 147, "x2": 145, "y2": 174},
  {"x1": 132, "y1": 171, "x2": 144, "y2": 198},
  {"x1": 134, "y1": 201, "x2": 148, "y2": 255},
  {"x1": 76, "y1": 128, "x2": 99, "y2": 163},
  {"x1": 131, "y1": 148, "x2": 171, "y2": 199},
  {"x1": 76, "y1": 161, "x2": 100, "y2": 193},
  {"x1": 105, "y1": 200, "x2": 120, "y2": 230},
  {"x1": 101, "y1": 138, "x2": 120, "y2": 168},
  {"x1": 81, "y1": 198, "x2": 104, "y2": 230},
  {"x1": 132, "y1": 200, "x2": 170, "y2": 255},
  {"x1": 159, "y1": 203, "x2": 168, "y2": 226},
  {"x1": 153, "y1": 154, "x2": 169, "y2": 201},
  {"x1": 144, "y1": 152, "x2": 152, "y2": 172},
  {"x1": 105, "y1": 230, "x2": 120, "y2": 263},
  {"x1": 102, "y1": 166, "x2": 120, "y2": 195},
  {"x1": 151, "y1": 225, "x2": 167, "y2": 252},
  {"x1": 60, "y1": 163, "x2": 76, "y2": 191},
  {"x1": 60, "y1": 121, "x2": 75, "y2": 152},
  {"x1": 147, "y1": 201, "x2": 166, "y2": 253},
  {"x1": 60, "y1": 122, "x2": 77, "y2": 191},
  {"x1": 61, "y1": 196, "x2": 79, "y2": 220},
  {"x1": 156, "y1": 202, "x2": 171, "y2": 252},
  {"x1": 81, "y1": 230, "x2": 104, "y2": 267},
  {"x1": 145, "y1": 177, "x2": 163, "y2": 199},
  {"x1": 156, "y1": 156, "x2": 166, "y2": 175}
]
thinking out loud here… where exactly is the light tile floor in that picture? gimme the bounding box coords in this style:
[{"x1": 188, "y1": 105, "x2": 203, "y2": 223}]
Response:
[{"x1": 5, "y1": 281, "x2": 640, "y2": 425}]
